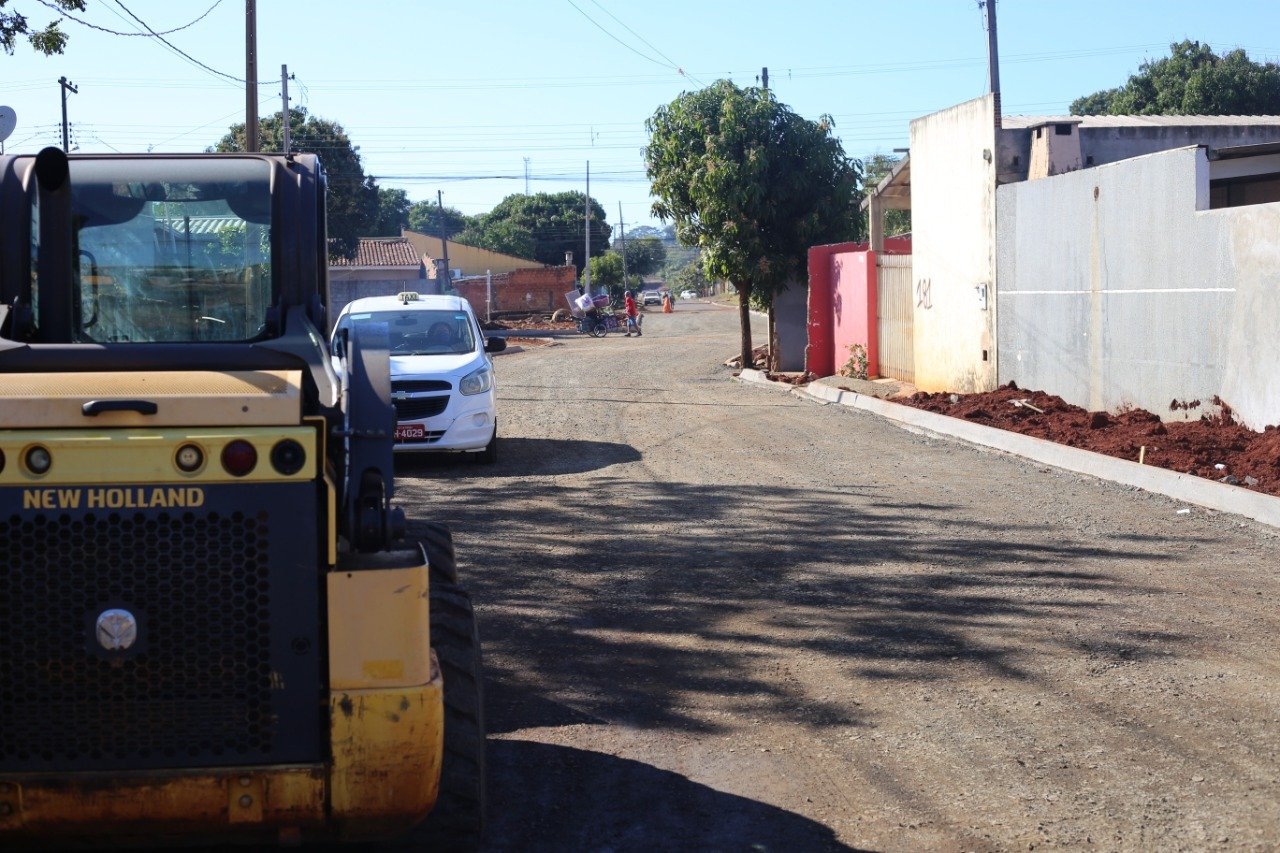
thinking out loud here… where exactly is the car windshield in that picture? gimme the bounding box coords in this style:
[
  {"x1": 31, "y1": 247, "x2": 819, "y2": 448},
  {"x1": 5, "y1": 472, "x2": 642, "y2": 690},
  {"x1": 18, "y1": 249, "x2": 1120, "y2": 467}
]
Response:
[
  {"x1": 344, "y1": 309, "x2": 477, "y2": 356},
  {"x1": 66, "y1": 158, "x2": 273, "y2": 343}
]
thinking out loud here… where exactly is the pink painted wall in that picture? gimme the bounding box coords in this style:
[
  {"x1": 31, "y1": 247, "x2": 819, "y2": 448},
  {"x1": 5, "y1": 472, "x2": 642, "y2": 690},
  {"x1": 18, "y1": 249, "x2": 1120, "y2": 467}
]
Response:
[
  {"x1": 806, "y1": 236, "x2": 912, "y2": 377},
  {"x1": 830, "y1": 250, "x2": 878, "y2": 378}
]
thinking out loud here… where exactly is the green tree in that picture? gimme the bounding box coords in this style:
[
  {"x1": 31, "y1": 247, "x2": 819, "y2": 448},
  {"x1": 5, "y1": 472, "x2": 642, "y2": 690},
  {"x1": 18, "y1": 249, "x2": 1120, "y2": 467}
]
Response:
[
  {"x1": 645, "y1": 80, "x2": 862, "y2": 368},
  {"x1": 214, "y1": 108, "x2": 378, "y2": 259},
  {"x1": 454, "y1": 218, "x2": 537, "y2": 261},
  {"x1": 583, "y1": 252, "x2": 626, "y2": 298},
  {"x1": 862, "y1": 152, "x2": 911, "y2": 236},
  {"x1": 407, "y1": 201, "x2": 469, "y2": 239},
  {"x1": 669, "y1": 256, "x2": 710, "y2": 295},
  {"x1": 1071, "y1": 40, "x2": 1280, "y2": 115},
  {"x1": 619, "y1": 235, "x2": 667, "y2": 276},
  {"x1": 470, "y1": 191, "x2": 610, "y2": 272},
  {"x1": 1, "y1": 0, "x2": 85, "y2": 55},
  {"x1": 373, "y1": 187, "x2": 411, "y2": 236}
]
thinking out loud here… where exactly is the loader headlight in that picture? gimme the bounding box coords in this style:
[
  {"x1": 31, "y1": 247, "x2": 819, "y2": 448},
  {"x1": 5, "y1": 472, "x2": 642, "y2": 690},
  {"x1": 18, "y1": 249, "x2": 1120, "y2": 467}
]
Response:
[
  {"x1": 175, "y1": 443, "x2": 205, "y2": 473},
  {"x1": 24, "y1": 445, "x2": 51, "y2": 476},
  {"x1": 459, "y1": 366, "x2": 492, "y2": 396}
]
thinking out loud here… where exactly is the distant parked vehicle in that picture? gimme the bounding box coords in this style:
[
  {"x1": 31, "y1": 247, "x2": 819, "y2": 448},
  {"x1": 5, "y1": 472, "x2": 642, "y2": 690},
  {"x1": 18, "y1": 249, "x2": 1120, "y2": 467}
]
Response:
[
  {"x1": 331, "y1": 291, "x2": 505, "y2": 462},
  {"x1": 642, "y1": 289, "x2": 662, "y2": 306},
  {"x1": 680, "y1": 290, "x2": 696, "y2": 300}
]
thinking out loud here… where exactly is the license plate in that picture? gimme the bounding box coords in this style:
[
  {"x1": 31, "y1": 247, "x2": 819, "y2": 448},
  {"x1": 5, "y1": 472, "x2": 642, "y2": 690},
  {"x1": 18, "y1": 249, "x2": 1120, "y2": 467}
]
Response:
[{"x1": 394, "y1": 424, "x2": 426, "y2": 441}]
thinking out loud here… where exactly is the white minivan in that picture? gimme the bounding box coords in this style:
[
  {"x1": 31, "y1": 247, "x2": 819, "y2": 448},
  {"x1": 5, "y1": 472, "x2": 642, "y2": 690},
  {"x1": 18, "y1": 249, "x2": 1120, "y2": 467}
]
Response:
[{"x1": 331, "y1": 292, "x2": 505, "y2": 462}]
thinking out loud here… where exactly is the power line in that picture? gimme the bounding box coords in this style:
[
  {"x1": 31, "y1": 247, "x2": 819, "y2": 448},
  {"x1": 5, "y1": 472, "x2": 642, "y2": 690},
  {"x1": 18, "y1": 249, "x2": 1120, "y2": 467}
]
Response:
[
  {"x1": 34, "y1": 0, "x2": 223, "y2": 38},
  {"x1": 107, "y1": 0, "x2": 250, "y2": 86},
  {"x1": 563, "y1": 0, "x2": 675, "y2": 72},
  {"x1": 585, "y1": 0, "x2": 704, "y2": 86}
]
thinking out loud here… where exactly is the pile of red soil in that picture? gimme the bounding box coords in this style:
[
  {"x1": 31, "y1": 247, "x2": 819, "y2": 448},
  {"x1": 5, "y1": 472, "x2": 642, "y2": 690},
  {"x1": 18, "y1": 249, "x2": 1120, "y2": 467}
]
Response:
[
  {"x1": 902, "y1": 383, "x2": 1280, "y2": 497},
  {"x1": 484, "y1": 315, "x2": 575, "y2": 331}
]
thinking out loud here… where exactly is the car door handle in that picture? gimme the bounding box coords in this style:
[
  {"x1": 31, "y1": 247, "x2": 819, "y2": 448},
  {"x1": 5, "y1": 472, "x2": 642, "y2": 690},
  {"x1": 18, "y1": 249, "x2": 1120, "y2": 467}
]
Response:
[{"x1": 82, "y1": 399, "x2": 159, "y2": 416}]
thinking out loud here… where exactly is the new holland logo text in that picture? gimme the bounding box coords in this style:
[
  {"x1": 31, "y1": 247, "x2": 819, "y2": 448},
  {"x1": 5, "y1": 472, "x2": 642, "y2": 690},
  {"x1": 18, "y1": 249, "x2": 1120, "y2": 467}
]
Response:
[{"x1": 23, "y1": 487, "x2": 206, "y2": 510}]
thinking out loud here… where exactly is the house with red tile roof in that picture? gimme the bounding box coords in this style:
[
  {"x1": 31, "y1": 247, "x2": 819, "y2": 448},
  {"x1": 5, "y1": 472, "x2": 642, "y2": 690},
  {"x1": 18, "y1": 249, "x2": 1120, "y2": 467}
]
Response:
[{"x1": 328, "y1": 237, "x2": 426, "y2": 328}]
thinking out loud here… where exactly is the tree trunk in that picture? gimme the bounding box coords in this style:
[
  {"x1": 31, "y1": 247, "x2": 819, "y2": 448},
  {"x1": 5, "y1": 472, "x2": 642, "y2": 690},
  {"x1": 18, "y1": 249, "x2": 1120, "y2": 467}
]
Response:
[{"x1": 737, "y1": 285, "x2": 754, "y2": 369}]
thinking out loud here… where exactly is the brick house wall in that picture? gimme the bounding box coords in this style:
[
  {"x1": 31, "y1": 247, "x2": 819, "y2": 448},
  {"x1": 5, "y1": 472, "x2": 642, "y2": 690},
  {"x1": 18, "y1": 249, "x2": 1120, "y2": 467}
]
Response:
[{"x1": 453, "y1": 265, "x2": 578, "y2": 318}]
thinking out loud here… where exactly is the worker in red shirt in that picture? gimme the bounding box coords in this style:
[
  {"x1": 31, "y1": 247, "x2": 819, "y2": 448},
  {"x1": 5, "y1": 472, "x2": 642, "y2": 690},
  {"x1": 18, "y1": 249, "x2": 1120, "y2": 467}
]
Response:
[{"x1": 623, "y1": 290, "x2": 642, "y2": 337}]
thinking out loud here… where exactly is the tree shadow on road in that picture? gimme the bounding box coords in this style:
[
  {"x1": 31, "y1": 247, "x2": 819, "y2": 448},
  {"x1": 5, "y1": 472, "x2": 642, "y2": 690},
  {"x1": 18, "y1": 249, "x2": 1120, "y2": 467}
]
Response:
[
  {"x1": 395, "y1": 438, "x2": 641, "y2": 479},
  {"x1": 398, "y1": 477, "x2": 1202, "y2": 737},
  {"x1": 483, "y1": 740, "x2": 857, "y2": 852}
]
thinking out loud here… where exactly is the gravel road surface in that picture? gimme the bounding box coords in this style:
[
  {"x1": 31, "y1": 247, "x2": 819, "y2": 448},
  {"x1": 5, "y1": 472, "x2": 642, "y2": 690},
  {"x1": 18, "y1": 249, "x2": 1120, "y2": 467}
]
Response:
[{"x1": 396, "y1": 302, "x2": 1280, "y2": 852}]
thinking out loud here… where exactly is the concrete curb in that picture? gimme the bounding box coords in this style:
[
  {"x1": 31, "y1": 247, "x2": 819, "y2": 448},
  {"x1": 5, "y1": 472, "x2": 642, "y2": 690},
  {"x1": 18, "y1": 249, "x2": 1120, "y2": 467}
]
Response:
[
  {"x1": 795, "y1": 382, "x2": 1280, "y2": 528},
  {"x1": 735, "y1": 369, "x2": 795, "y2": 392}
]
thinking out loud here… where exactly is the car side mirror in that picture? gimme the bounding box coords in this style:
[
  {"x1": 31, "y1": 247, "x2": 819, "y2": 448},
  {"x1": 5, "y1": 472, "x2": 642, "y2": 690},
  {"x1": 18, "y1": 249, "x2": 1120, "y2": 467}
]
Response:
[
  {"x1": 332, "y1": 328, "x2": 348, "y2": 358},
  {"x1": 484, "y1": 336, "x2": 507, "y2": 353}
]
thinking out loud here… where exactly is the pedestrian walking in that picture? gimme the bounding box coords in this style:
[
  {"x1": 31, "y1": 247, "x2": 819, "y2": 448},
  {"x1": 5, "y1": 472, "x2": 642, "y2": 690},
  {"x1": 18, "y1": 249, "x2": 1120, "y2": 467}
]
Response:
[{"x1": 623, "y1": 290, "x2": 642, "y2": 337}]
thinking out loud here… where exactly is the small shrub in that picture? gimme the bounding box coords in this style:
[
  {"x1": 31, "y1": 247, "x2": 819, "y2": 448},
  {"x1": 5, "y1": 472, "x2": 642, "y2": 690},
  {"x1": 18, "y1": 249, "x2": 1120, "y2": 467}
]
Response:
[{"x1": 840, "y1": 343, "x2": 869, "y2": 380}]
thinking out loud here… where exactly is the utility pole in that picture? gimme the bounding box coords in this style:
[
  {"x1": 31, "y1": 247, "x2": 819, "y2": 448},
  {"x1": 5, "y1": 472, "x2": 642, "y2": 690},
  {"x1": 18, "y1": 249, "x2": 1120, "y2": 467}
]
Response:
[
  {"x1": 437, "y1": 190, "x2": 451, "y2": 291},
  {"x1": 523, "y1": 157, "x2": 530, "y2": 194},
  {"x1": 583, "y1": 162, "x2": 591, "y2": 294},
  {"x1": 761, "y1": 66, "x2": 769, "y2": 93},
  {"x1": 982, "y1": 0, "x2": 1002, "y2": 130},
  {"x1": 245, "y1": 0, "x2": 259, "y2": 152},
  {"x1": 617, "y1": 201, "x2": 628, "y2": 287},
  {"x1": 58, "y1": 76, "x2": 78, "y2": 152},
  {"x1": 280, "y1": 64, "x2": 291, "y2": 155}
]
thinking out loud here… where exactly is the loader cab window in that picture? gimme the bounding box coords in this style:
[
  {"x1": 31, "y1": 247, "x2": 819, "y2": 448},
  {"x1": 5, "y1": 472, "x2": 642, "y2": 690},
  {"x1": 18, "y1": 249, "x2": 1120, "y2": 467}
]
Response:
[{"x1": 68, "y1": 158, "x2": 273, "y2": 343}]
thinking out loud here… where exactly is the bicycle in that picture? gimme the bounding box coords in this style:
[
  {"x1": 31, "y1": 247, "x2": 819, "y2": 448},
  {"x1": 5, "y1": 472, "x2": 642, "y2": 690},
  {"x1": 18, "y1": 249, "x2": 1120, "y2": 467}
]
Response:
[{"x1": 576, "y1": 311, "x2": 619, "y2": 337}]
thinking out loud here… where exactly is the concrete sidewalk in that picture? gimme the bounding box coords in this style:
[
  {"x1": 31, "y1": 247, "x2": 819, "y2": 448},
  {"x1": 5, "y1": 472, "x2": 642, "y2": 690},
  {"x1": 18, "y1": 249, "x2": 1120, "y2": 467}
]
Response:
[{"x1": 736, "y1": 369, "x2": 1280, "y2": 529}]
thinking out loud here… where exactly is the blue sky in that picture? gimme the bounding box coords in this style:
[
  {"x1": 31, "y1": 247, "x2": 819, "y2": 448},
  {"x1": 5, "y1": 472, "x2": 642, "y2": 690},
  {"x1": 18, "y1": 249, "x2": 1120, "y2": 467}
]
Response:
[{"x1": 3, "y1": 0, "x2": 1278, "y2": 230}]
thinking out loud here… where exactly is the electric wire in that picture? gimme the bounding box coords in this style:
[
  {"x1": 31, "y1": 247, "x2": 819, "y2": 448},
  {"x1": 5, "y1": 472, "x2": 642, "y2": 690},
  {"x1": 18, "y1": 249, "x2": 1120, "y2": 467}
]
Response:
[
  {"x1": 563, "y1": 0, "x2": 676, "y2": 73},
  {"x1": 585, "y1": 0, "x2": 704, "y2": 86},
  {"x1": 104, "y1": 0, "x2": 268, "y2": 87},
  {"x1": 34, "y1": 0, "x2": 223, "y2": 38}
]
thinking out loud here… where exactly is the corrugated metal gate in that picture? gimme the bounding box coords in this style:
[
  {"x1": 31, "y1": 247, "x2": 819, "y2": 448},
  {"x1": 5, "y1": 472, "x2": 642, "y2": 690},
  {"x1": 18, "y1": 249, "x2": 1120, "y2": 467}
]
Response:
[{"x1": 876, "y1": 254, "x2": 914, "y2": 382}]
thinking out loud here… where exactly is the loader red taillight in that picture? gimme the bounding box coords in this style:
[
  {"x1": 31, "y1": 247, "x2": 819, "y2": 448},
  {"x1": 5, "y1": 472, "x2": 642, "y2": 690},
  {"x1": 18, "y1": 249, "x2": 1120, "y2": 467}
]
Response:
[{"x1": 220, "y1": 440, "x2": 257, "y2": 477}]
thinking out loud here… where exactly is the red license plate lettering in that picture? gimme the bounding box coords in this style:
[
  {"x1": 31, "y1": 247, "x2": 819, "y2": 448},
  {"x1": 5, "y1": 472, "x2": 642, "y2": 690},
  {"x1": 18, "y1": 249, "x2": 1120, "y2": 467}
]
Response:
[{"x1": 394, "y1": 424, "x2": 426, "y2": 441}]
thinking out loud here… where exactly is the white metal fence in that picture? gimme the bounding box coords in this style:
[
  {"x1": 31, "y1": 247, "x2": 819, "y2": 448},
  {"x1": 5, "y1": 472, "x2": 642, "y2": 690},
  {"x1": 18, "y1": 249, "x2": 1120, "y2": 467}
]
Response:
[{"x1": 876, "y1": 254, "x2": 914, "y2": 382}]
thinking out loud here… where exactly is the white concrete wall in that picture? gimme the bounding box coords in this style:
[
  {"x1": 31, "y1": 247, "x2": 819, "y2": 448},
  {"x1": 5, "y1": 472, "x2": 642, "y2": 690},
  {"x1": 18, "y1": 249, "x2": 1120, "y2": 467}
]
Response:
[
  {"x1": 998, "y1": 145, "x2": 1280, "y2": 429},
  {"x1": 909, "y1": 96, "x2": 998, "y2": 392}
]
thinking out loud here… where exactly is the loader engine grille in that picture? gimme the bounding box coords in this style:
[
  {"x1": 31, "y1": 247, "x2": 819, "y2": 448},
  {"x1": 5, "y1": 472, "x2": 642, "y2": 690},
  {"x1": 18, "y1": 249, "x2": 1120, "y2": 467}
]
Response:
[{"x1": 0, "y1": 485, "x2": 321, "y2": 773}]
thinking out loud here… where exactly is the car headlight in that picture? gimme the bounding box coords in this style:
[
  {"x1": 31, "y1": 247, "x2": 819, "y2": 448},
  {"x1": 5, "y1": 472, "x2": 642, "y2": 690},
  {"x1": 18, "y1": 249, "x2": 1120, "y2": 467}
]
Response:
[{"x1": 459, "y1": 366, "x2": 493, "y2": 396}]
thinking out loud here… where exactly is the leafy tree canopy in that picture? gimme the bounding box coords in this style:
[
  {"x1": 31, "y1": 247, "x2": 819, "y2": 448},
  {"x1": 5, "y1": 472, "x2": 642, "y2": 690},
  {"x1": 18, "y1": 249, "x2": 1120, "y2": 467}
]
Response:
[
  {"x1": 624, "y1": 223, "x2": 675, "y2": 244},
  {"x1": 619, "y1": 235, "x2": 667, "y2": 276},
  {"x1": 1, "y1": 0, "x2": 84, "y2": 55},
  {"x1": 213, "y1": 108, "x2": 378, "y2": 258},
  {"x1": 407, "y1": 201, "x2": 469, "y2": 239},
  {"x1": 583, "y1": 251, "x2": 625, "y2": 297},
  {"x1": 668, "y1": 256, "x2": 710, "y2": 295},
  {"x1": 454, "y1": 218, "x2": 537, "y2": 262},
  {"x1": 1070, "y1": 40, "x2": 1280, "y2": 116},
  {"x1": 645, "y1": 80, "x2": 861, "y2": 367},
  {"x1": 470, "y1": 191, "x2": 610, "y2": 272},
  {"x1": 373, "y1": 187, "x2": 411, "y2": 237}
]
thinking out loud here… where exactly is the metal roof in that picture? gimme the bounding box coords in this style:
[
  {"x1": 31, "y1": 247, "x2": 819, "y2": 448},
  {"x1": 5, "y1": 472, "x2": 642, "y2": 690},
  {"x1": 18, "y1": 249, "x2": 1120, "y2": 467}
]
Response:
[
  {"x1": 1002, "y1": 115, "x2": 1280, "y2": 129},
  {"x1": 1207, "y1": 141, "x2": 1280, "y2": 160},
  {"x1": 860, "y1": 155, "x2": 911, "y2": 211}
]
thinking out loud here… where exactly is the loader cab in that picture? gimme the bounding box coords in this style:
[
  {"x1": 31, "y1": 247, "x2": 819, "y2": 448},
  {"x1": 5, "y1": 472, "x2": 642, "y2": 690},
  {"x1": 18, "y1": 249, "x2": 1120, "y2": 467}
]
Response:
[{"x1": 0, "y1": 149, "x2": 332, "y2": 368}]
